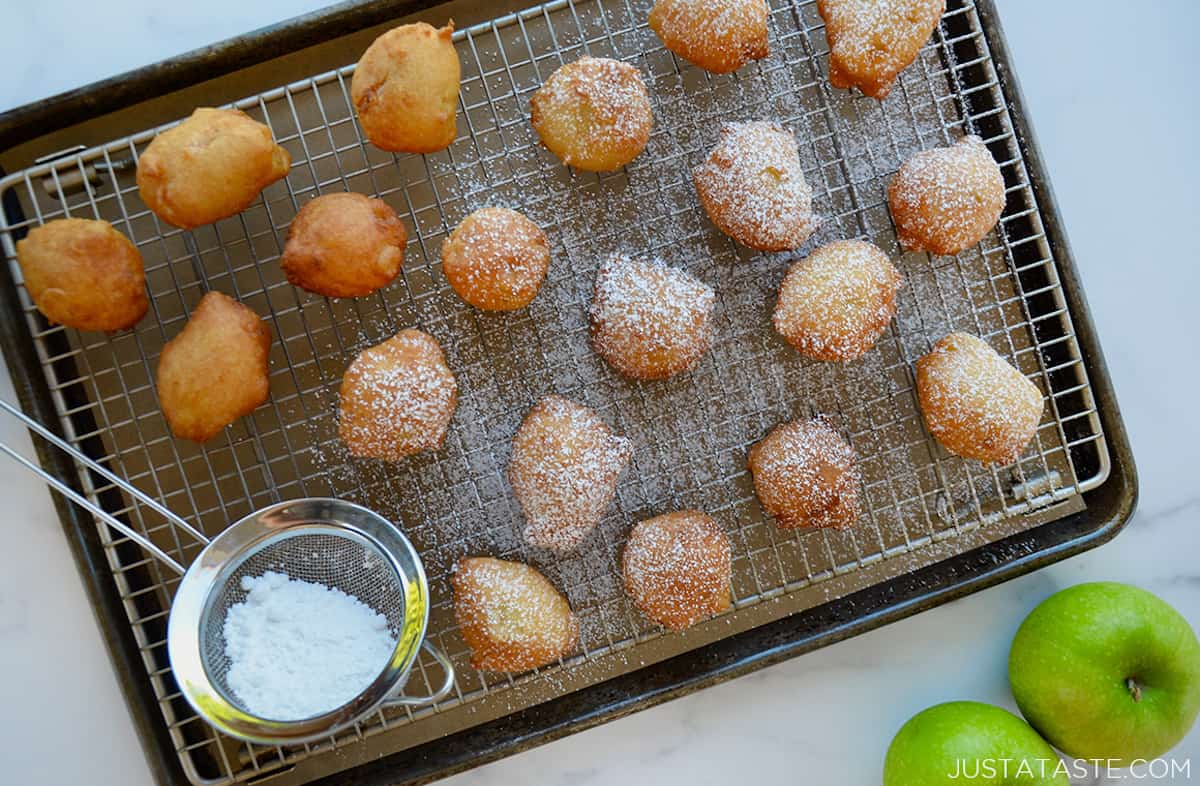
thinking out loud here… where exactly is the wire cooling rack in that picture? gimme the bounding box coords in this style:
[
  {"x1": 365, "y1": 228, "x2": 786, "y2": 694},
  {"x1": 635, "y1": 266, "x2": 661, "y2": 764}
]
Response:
[{"x1": 0, "y1": 0, "x2": 1110, "y2": 783}]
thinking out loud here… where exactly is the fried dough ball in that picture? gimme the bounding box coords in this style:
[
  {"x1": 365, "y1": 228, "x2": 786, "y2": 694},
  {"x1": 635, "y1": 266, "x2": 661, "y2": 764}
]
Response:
[
  {"x1": 648, "y1": 0, "x2": 769, "y2": 74},
  {"x1": 916, "y1": 332, "x2": 1043, "y2": 465},
  {"x1": 280, "y1": 192, "x2": 407, "y2": 298},
  {"x1": 136, "y1": 108, "x2": 291, "y2": 229},
  {"x1": 509, "y1": 395, "x2": 633, "y2": 551},
  {"x1": 694, "y1": 121, "x2": 815, "y2": 252},
  {"x1": 817, "y1": 0, "x2": 945, "y2": 99},
  {"x1": 773, "y1": 240, "x2": 901, "y2": 362},
  {"x1": 452, "y1": 557, "x2": 579, "y2": 672},
  {"x1": 530, "y1": 56, "x2": 653, "y2": 172},
  {"x1": 888, "y1": 135, "x2": 1005, "y2": 256},
  {"x1": 441, "y1": 207, "x2": 550, "y2": 310},
  {"x1": 621, "y1": 510, "x2": 731, "y2": 631},
  {"x1": 748, "y1": 418, "x2": 860, "y2": 530},
  {"x1": 338, "y1": 329, "x2": 458, "y2": 461},
  {"x1": 16, "y1": 218, "x2": 148, "y2": 332},
  {"x1": 351, "y1": 22, "x2": 461, "y2": 153},
  {"x1": 156, "y1": 291, "x2": 271, "y2": 443},
  {"x1": 590, "y1": 255, "x2": 716, "y2": 380}
]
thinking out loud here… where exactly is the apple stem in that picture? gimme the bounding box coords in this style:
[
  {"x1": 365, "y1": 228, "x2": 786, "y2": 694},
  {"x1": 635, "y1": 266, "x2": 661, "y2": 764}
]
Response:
[{"x1": 1126, "y1": 677, "x2": 1143, "y2": 703}]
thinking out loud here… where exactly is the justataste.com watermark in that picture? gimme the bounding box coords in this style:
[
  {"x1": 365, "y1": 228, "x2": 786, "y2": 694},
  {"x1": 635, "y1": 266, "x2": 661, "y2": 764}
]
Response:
[{"x1": 949, "y1": 758, "x2": 1192, "y2": 780}]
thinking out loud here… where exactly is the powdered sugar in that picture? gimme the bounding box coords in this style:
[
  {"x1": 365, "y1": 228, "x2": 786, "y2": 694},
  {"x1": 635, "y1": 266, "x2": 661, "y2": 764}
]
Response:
[{"x1": 222, "y1": 571, "x2": 397, "y2": 720}]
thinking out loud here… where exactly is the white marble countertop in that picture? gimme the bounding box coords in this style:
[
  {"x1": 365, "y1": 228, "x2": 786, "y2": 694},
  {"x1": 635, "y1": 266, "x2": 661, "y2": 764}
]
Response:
[{"x1": 1, "y1": 1, "x2": 1198, "y2": 784}]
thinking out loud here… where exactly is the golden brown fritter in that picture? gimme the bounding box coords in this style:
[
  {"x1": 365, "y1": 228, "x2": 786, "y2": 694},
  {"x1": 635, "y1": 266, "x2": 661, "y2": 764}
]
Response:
[
  {"x1": 773, "y1": 240, "x2": 901, "y2": 362},
  {"x1": 694, "y1": 121, "x2": 815, "y2": 252},
  {"x1": 16, "y1": 218, "x2": 147, "y2": 332},
  {"x1": 530, "y1": 56, "x2": 653, "y2": 172},
  {"x1": 156, "y1": 291, "x2": 272, "y2": 443},
  {"x1": 280, "y1": 192, "x2": 407, "y2": 298},
  {"x1": 916, "y1": 332, "x2": 1043, "y2": 465},
  {"x1": 452, "y1": 556, "x2": 579, "y2": 672},
  {"x1": 136, "y1": 108, "x2": 290, "y2": 229},
  {"x1": 748, "y1": 418, "x2": 860, "y2": 530},
  {"x1": 648, "y1": 0, "x2": 769, "y2": 74},
  {"x1": 590, "y1": 255, "x2": 715, "y2": 380},
  {"x1": 441, "y1": 207, "x2": 550, "y2": 311},
  {"x1": 508, "y1": 395, "x2": 632, "y2": 551},
  {"x1": 817, "y1": 0, "x2": 945, "y2": 99},
  {"x1": 621, "y1": 510, "x2": 731, "y2": 631},
  {"x1": 888, "y1": 135, "x2": 1005, "y2": 256},
  {"x1": 337, "y1": 329, "x2": 458, "y2": 461},
  {"x1": 351, "y1": 22, "x2": 461, "y2": 153}
]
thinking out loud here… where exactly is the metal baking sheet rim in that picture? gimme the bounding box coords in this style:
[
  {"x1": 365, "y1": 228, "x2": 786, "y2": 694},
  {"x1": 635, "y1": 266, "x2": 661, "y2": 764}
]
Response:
[{"x1": 0, "y1": 1, "x2": 1137, "y2": 784}]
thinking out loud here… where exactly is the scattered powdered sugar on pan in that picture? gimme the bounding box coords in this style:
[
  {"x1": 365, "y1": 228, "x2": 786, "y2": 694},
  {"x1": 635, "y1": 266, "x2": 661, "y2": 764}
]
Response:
[{"x1": 223, "y1": 571, "x2": 396, "y2": 720}]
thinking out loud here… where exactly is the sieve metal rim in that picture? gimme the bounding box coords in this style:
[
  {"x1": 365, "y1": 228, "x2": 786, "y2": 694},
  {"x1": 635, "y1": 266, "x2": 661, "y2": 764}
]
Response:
[{"x1": 167, "y1": 498, "x2": 431, "y2": 745}]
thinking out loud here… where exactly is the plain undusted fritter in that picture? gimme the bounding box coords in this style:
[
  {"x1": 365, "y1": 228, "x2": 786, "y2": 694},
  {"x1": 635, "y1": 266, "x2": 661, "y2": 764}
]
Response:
[
  {"x1": 916, "y1": 332, "x2": 1043, "y2": 465},
  {"x1": 338, "y1": 329, "x2": 458, "y2": 460},
  {"x1": 509, "y1": 395, "x2": 633, "y2": 551},
  {"x1": 773, "y1": 240, "x2": 901, "y2": 362},
  {"x1": 530, "y1": 56, "x2": 653, "y2": 172},
  {"x1": 452, "y1": 556, "x2": 579, "y2": 672},
  {"x1": 16, "y1": 218, "x2": 148, "y2": 332},
  {"x1": 136, "y1": 107, "x2": 291, "y2": 229},
  {"x1": 889, "y1": 135, "x2": 1005, "y2": 256},
  {"x1": 694, "y1": 121, "x2": 816, "y2": 252},
  {"x1": 621, "y1": 510, "x2": 731, "y2": 631},
  {"x1": 590, "y1": 255, "x2": 716, "y2": 380},
  {"x1": 648, "y1": 0, "x2": 769, "y2": 74},
  {"x1": 156, "y1": 291, "x2": 272, "y2": 443},
  {"x1": 817, "y1": 0, "x2": 945, "y2": 99},
  {"x1": 441, "y1": 207, "x2": 551, "y2": 311},
  {"x1": 280, "y1": 192, "x2": 407, "y2": 298},
  {"x1": 351, "y1": 22, "x2": 461, "y2": 153},
  {"x1": 748, "y1": 418, "x2": 861, "y2": 530}
]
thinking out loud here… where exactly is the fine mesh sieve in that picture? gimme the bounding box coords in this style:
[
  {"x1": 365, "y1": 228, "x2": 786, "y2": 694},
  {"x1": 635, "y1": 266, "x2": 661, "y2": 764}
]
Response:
[{"x1": 0, "y1": 399, "x2": 455, "y2": 745}]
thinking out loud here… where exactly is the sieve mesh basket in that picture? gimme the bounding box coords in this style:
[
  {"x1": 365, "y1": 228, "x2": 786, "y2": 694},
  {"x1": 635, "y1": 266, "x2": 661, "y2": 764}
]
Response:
[{"x1": 200, "y1": 528, "x2": 412, "y2": 718}]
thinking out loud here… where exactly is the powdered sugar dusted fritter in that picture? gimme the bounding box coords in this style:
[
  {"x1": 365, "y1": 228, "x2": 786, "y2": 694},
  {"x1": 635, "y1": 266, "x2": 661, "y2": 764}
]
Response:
[
  {"x1": 590, "y1": 255, "x2": 716, "y2": 380},
  {"x1": 337, "y1": 329, "x2": 458, "y2": 461},
  {"x1": 916, "y1": 332, "x2": 1043, "y2": 465},
  {"x1": 817, "y1": 0, "x2": 945, "y2": 100},
  {"x1": 280, "y1": 192, "x2": 407, "y2": 298},
  {"x1": 441, "y1": 207, "x2": 551, "y2": 311},
  {"x1": 508, "y1": 395, "x2": 633, "y2": 551},
  {"x1": 621, "y1": 510, "x2": 731, "y2": 631},
  {"x1": 648, "y1": 0, "x2": 769, "y2": 74},
  {"x1": 773, "y1": 240, "x2": 901, "y2": 362},
  {"x1": 452, "y1": 557, "x2": 579, "y2": 672},
  {"x1": 888, "y1": 135, "x2": 1005, "y2": 256},
  {"x1": 748, "y1": 418, "x2": 861, "y2": 530},
  {"x1": 693, "y1": 121, "x2": 816, "y2": 252},
  {"x1": 530, "y1": 56, "x2": 653, "y2": 172}
]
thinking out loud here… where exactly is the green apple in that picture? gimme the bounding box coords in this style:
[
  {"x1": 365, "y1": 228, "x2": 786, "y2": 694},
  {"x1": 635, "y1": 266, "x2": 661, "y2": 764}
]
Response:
[
  {"x1": 884, "y1": 701, "x2": 1068, "y2": 786},
  {"x1": 1009, "y1": 582, "x2": 1200, "y2": 764}
]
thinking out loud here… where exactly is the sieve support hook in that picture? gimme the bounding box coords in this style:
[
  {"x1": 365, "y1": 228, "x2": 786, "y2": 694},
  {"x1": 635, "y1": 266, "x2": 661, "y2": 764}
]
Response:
[
  {"x1": 384, "y1": 640, "x2": 456, "y2": 708},
  {"x1": 0, "y1": 399, "x2": 209, "y2": 575}
]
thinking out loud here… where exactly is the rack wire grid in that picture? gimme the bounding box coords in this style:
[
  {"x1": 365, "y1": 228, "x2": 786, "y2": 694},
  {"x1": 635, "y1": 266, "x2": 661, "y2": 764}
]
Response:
[{"x1": 0, "y1": 0, "x2": 1110, "y2": 783}]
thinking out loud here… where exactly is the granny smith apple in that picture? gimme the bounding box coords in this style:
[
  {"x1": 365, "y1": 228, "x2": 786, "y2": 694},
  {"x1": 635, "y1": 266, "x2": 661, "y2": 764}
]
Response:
[
  {"x1": 1009, "y1": 582, "x2": 1200, "y2": 764},
  {"x1": 884, "y1": 701, "x2": 1068, "y2": 786}
]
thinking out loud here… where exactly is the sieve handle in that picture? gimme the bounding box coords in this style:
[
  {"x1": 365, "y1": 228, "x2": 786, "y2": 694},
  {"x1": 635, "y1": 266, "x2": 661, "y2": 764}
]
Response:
[
  {"x1": 384, "y1": 640, "x2": 456, "y2": 708},
  {"x1": 0, "y1": 399, "x2": 208, "y2": 575}
]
